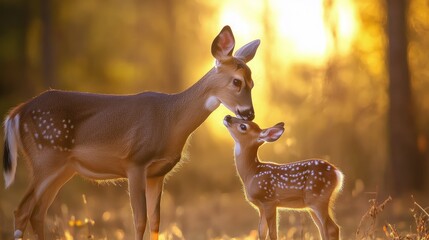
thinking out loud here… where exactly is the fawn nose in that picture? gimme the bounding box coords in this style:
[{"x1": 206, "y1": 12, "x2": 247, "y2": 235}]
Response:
[
  {"x1": 238, "y1": 108, "x2": 254, "y2": 121},
  {"x1": 223, "y1": 115, "x2": 233, "y2": 127}
]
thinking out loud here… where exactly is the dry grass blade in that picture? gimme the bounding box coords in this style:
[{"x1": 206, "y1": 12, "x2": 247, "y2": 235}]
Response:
[
  {"x1": 356, "y1": 194, "x2": 392, "y2": 239},
  {"x1": 410, "y1": 196, "x2": 429, "y2": 239}
]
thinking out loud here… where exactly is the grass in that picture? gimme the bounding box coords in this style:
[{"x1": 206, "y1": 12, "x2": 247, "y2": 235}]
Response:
[
  {"x1": 356, "y1": 195, "x2": 429, "y2": 240},
  {"x1": 2, "y1": 188, "x2": 428, "y2": 240}
]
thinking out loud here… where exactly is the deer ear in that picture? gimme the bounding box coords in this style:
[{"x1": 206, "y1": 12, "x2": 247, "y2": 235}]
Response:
[
  {"x1": 211, "y1": 26, "x2": 235, "y2": 62},
  {"x1": 234, "y1": 39, "x2": 260, "y2": 63},
  {"x1": 259, "y1": 125, "x2": 284, "y2": 143}
]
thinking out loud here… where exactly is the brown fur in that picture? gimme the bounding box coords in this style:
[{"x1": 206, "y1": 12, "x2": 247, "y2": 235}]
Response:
[
  {"x1": 224, "y1": 116, "x2": 344, "y2": 240},
  {"x1": 3, "y1": 26, "x2": 261, "y2": 240}
]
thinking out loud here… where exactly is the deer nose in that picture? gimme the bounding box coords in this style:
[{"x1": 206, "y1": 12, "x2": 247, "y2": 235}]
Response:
[
  {"x1": 223, "y1": 115, "x2": 233, "y2": 127},
  {"x1": 224, "y1": 115, "x2": 232, "y2": 122},
  {"x1": 238, "y1": 108, "x2": 255, "y2": 121}
]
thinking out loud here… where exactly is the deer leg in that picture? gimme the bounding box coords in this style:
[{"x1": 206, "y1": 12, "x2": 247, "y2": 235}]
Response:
[
  {"x1": 325, "y1": 211, "x2": 340, "y2": 240},
  {"x1": 309, "y1": 210, "x2": 326, "y2": 240},
  {"x1": 311, "y1": 205, "x2": 339, "y2": 240},
  {"x1": 13, "y1": 183, "x2": 37, "y2": 239},
  {"x1": 128, "y1": 167, "x2": 148, "y2": 240},
  {"x1": 263, "y1": 204, "x2": 277, "y2": 240},
  {"x1": 146, "y1": 176, "x2": 165, "y2": 240},
  {"x1": 257, "y1": 206, "x2": 268, "y2": 240},
  {"x1": 30, "y1": 167, "x2": 74, "y2": 240}
]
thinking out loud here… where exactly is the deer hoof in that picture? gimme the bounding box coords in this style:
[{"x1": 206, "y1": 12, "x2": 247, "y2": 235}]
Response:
[{"x1": 14, "y1": 229, "x2": 23, "y2": 239}]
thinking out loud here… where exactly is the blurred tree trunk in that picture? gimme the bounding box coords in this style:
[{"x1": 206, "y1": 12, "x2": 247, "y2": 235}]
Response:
[
  {"x1": 387, "y1": 0, "x2": 424, "y2": 195},
  {"x1": 0, "y1": 1, "x2": 31, "y2": 102},
  {"x1": 40, "y1": 0, "x2": 55, "y2": 88}
]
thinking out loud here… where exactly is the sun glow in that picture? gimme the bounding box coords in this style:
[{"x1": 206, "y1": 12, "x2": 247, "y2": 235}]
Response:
[
  {"x1": 272, "y1": 0, "x2": 357, "y2": 61},
  {"x1": 272, "y1": 0, "x2": 330, "y2": 59},
  {"x1": 208, "y1": 0, "x2": 358, "y2": 139},
  {"x1": 217, "y1": 0, "x2": 357, "y2": 61},
  {"x1": 218, "y1": 1, "x2": 264, "y2": 43}
]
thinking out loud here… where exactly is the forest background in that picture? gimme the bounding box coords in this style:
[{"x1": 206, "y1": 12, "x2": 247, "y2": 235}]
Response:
[{"x1": 0, "y1": 0, "x2": 428, "y2": 239}]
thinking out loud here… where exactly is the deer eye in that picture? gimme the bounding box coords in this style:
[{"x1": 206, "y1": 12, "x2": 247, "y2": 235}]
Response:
[
  {"x1": 233, "y1": 79, "x2": 242, "y2": 88},
  {"x1": 239, "y1": 124, "x2": 247, "y2": 131}
]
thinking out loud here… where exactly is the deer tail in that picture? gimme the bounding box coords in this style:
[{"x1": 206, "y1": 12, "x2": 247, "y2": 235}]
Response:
[{"x1": 3, "y1": 114, "x2": 20, "y2": 188}]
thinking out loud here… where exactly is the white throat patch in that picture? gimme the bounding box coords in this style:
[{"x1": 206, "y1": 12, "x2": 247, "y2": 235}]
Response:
[
  {"x1": 204, "y1": 96, "x2": 220, "y2": 111},
  {"x1": 234, "y1": 143, "x2": 241, "y2": 156}
]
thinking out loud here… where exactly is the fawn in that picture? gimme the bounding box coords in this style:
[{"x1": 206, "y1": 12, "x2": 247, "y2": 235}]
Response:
[{"x1": 223, "y1": 115, "x2": 343, "y2": 240}]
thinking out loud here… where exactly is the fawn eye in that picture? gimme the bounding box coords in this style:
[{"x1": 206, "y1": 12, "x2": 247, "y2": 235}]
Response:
[
  {"x1": 233, "y1": 79, "x2": 242, "y2": 88},
  {"x1": 239, "y1": 124, "x2": 247, "y2": 131}
]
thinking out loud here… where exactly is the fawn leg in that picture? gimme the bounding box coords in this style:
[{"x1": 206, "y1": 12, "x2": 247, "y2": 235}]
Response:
[
  {"x1": 263, "y1": 204, "x2": 277, "y2": 240},
  {"x1": 257, "y1": 206, "x2": 268, "y2": 240}
]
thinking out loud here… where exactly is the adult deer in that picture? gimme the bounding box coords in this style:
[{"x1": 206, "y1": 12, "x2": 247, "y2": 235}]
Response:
[
  {"x1": 223, "y1": 115, "x2": 344, "y2": 240},
  {"x1": 2, "y1": 26, "x2": 260, "y2": 240}
]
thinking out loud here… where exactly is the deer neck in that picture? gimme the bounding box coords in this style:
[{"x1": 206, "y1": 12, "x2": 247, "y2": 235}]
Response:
[
  {"x1": 169, "y1": 68, "x2": 220, "y2": 139},
  {"x1": 233, "y1": 143, "x2": 260, "y2": 183}
]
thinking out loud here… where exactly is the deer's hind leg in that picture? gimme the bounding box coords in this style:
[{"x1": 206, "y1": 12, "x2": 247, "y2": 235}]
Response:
[
  {"x1": 13, "y1": 183, "x2": 37, "y2": 239},
  {"x1": 310, "y1": 203, "x2": 340, "y2": 240},
  {"x1": 14, "y1": 150, "x2": 74, "y2": 240},
  {"x1": 29, "y1": 166, "x2": 75, "y2": 239}
]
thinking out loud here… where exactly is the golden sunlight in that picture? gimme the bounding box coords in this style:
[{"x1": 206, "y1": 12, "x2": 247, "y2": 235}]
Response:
[
  {"x1": 216, "y1": 0, "x2": 358, "y2": 67},
  {"x1": 271, "y1": 0, "x2": 357, "y2": 60},
  {"x1": 272, "y1": 0, "x2": 330, "y2": 59},
  {"x1": 218, "y1": 0, "x2": 264, "y2": 41},
  {"x1": 220, "y1": 0, "x2": 357, "y2": 62},
  {"x1": 207, "y1": 0, "x2": 358, "y2": 139}
]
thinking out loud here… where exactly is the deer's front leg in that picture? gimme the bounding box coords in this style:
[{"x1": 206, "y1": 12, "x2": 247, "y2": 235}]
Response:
[
  {"x1": 263, "y1": 204, "x2": 277, "y2": 240},
  {"x1": 146, "y1": 176, "x2": 165, "y2": 240},
  {"x1": 128, "y1": 167, "x2": 148, "y2": 240},
  {"x1": 257, "y1": 206, "x2": 268, "y2": 240}
]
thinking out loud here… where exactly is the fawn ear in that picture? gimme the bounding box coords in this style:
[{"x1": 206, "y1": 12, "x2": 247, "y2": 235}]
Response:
[
  {"x1": 234, "y1": 39, "x2": 260, "y2": 63},
  {"x1": 211, "y1": 26, "x2": 235, "y2": 62},
  {"x1": 259, "y1": 124, "x2": 284, "y2": 142}
]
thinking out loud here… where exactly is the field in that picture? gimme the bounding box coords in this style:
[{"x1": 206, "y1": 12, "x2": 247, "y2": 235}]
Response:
[
  {"x1": 1, "y1": 162, "x2": 428, "y2": 240},
  {"x1": 1, "y1": 0, "x2": 429, "y2": 239},
  {"x1": 1, "y1": 126, "x2": 428, "y2": 240}
]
